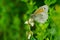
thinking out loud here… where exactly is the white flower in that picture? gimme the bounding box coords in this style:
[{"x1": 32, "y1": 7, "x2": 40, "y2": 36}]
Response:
[
  {"x1": 25, "y1": 18, "x2": 34, "y2": 26},
  {"x1": 26, "y1": 31, "x2": 33, "y2": 40},
  {"x1": 25, "y1": 21, "x2": 28, "y2": 24},
  {"x1": 28, "y1": 34, "x2": 31, "y2": 39},
  {"x1": 29, "y1": 18, "x2": 34, "y2": 26}
]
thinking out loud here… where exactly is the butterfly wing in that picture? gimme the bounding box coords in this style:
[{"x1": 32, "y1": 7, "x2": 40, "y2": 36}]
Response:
[{"x1": 31, "y1": 5, "x2": 48, "y2": 23}]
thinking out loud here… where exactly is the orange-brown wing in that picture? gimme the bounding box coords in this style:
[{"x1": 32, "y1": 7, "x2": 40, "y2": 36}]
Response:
[{"x1": 34, "y1": 8, "x2": 44, "y2": 15}]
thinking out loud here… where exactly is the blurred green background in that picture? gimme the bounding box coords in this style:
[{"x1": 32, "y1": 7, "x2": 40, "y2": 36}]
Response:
[{"x1": 0, "y1": 0, "x2": 60, "y2": 40}]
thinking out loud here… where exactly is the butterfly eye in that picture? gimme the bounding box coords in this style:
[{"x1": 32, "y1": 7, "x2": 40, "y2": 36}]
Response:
[{"x1": 44, "y1": 7, "x2": 46, "y2": 9}]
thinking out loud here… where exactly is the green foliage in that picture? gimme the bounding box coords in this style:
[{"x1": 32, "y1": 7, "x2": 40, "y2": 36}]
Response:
[
  {"x1": 44, "y1": 0, "x2": 56, "y2": 6},
  {"x1": 0, "y1": 0, "x2": 60, "y2": 40}
]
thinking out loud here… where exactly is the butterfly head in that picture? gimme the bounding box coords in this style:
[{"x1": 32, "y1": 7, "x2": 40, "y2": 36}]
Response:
[{"x1": 40, "y1": 5, "x2": 48, "y2": 13}]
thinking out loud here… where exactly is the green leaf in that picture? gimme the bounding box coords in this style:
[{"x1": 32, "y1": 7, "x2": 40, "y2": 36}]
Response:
[{"x1": 44, "y1": 0, "x2": 56, "y2": 6}]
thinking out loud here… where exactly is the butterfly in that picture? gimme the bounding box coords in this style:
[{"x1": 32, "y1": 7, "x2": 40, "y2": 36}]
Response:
[{"x1": 25, "y1": 5, "x2": 48, "y2": 26}]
